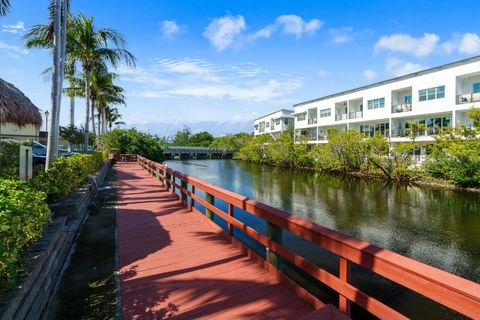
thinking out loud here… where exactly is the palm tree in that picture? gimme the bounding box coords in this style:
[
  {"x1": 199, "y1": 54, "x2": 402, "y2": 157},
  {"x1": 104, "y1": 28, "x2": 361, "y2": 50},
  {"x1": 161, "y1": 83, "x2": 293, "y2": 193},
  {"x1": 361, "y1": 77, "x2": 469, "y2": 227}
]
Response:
[
  {"x1": 105, "y1": 107, "x2": 124, "y2": 132},
  {"x1": 23, "y1": 0, "x2": 70, "y2": 169},
  {"x1": 68, "y1": 14, "x2": 135, "y2": 151},
  {"x1": 0, "y1": 0, "x2": 10, "y2": 16}
]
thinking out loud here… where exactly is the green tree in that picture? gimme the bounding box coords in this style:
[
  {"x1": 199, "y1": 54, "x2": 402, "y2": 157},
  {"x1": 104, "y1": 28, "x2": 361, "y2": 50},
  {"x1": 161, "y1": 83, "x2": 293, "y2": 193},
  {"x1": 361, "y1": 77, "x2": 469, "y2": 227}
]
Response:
[
  {"x1": 100, "y1": 129, "x2": 165, "y2": 162},
  {"x1": 68, "y1": 14, "x2": 136, "y2": 151},
  {"x1": 105, "y1": 107, "x2": 124, "y2": 132},
  {"x1": 210, "y1": 132, "x2": 252, "y2": 152},
  {"x1": 23, "y1": 0, "x2": 69, "y2": 169},
  {"x1": 187, "y1": 131, "x2": 214, "y2": 147},
  {"x1": 468, "y1": 107, "x2": 480, "y2": 129},
  {"x1": 171, "y1": 126, "x2": 192, "y2": 146}
]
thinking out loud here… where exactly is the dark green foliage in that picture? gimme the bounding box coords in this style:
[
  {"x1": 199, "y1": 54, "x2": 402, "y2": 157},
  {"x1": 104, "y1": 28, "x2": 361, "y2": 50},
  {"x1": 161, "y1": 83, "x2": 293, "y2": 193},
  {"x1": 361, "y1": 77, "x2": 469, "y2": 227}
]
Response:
[
  {"x1": 99, "y1": 128, "x2": 165, "y2": 162},
  {"x1": 188, "y1": 131, "x2": 214, "y2": 147},
  {"x1": 426, "y1": 127, "x2": 480, "y2": 188},
  {"x1": 209, "y1": 132, "x2": 252, "y2": 152},
  {"x1": 237, "y1": 130, "x2": 417, "y2": 180},
  {"x1": 60, "y1": 125, "x2": 96, "y2": 147},
  {"x1": 0, "y1": 140, "x2": 31, "y2": 179},
  {"x1": 30, "y1": 152, "x2": 108, "y2": 202},
  {"x1": 171, "y1": 126, "x2": 192, "y2": 146},
  {"x1": 0, "y1": 179, "x2": 50, "y2": 291}
]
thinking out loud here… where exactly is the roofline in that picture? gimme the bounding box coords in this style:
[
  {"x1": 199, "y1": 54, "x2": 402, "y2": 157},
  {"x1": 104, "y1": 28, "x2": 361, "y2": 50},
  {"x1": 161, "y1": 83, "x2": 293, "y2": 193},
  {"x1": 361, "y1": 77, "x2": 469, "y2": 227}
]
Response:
[
  {"x1": 254, "y1": 108, "x2": 294, "y2": 121},
  {"x1": 294, "y1": 55, "x2": 480, "y2": 107}
]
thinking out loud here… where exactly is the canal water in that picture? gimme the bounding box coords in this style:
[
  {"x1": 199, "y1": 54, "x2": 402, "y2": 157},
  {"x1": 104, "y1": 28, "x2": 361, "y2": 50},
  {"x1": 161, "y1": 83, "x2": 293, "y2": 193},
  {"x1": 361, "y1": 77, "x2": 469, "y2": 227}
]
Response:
[{"x1": 166, "y1": 159, "x2": 479, "y2": 319}]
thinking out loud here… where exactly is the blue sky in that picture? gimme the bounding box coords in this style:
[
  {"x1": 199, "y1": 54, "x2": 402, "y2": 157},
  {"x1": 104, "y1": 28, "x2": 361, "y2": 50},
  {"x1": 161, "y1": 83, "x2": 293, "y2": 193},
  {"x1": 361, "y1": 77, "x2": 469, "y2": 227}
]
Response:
[{"x1": 1, "y1": 0, "x2": 480, "y2": 136}]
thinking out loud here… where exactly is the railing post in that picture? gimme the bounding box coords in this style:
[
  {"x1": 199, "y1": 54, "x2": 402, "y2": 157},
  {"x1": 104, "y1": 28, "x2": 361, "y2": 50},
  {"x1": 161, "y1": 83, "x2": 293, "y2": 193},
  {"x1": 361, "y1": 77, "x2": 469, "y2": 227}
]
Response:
[
  {"x1": 205, "y1": 193, "x2": 215, "y2": 221},
  {"x1": 339, "y1": 257, "x2": 351, "y2": 316},
  {"x1": 228, "y1": 204, "x2": 234, "y2": 237},
  {"x1": 165, "y1": 171, "x2": 172, "y2": 190},
  {"x1": 181, "y1": 179, "x2": 188, "y2": 205},
  {"x1": 266, "y1": 222, "x2": 282, "y2": 270},
  {"x1": 190, "y1": 186, "x2": 195, "y2": 210}
]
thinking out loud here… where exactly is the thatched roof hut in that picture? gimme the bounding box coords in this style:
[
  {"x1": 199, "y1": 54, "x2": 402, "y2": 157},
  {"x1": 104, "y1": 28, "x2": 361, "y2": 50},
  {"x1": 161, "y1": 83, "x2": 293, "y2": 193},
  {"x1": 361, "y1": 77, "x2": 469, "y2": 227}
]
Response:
[{"x1": 0, "y1": 78, "x2": 42, "y2": 127}]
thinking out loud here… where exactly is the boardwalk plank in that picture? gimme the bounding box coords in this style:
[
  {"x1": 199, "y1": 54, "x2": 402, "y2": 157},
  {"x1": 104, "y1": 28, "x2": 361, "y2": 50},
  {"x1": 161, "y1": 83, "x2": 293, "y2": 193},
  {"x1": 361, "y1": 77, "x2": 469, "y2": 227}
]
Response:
[{"x1": 117, "y1": 162, "x2": 319, "y2": 319}]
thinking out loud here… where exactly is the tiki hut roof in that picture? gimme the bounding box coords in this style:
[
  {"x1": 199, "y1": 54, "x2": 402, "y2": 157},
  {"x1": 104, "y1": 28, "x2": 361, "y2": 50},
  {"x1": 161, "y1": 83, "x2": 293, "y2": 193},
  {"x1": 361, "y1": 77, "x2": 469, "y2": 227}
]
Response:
[{"x1": 0, "y1": 77, "x2": 42, "y2": 127}]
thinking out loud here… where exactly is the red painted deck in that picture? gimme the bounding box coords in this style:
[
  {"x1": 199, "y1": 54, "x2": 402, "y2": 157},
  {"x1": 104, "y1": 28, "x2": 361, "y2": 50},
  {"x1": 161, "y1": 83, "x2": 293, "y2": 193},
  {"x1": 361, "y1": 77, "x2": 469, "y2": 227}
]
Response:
[{"x1": 116, "y1": 163, "x2": 337, "y2": 319}]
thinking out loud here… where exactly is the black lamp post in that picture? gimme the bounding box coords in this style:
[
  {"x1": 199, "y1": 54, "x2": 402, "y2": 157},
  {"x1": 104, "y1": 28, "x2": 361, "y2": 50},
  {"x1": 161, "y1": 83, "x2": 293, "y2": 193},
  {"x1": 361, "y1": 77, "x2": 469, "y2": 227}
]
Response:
[{"x1": 44, "y1": 110, "x2": 49, "y2": 142}]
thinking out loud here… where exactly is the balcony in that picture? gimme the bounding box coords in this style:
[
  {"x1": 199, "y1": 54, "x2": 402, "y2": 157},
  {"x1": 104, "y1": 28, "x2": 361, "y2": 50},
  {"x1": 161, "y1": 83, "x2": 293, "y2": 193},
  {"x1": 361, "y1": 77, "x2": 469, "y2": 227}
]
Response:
[
  {"x1": 457, "y1": 92, "x2": 480, "y2": 104},
  {"x1": 308, "y1": 118, "x2": 318, "y2": 125},
  {"x1": 335, "y1": 113, "x2": 347, "y2": 121},
  {"x1": 392, "y1": 103, "x2": 412, "y2": 113},
  {"x1": 349, "y1": 111, "x2": 363, "y2": 119}
]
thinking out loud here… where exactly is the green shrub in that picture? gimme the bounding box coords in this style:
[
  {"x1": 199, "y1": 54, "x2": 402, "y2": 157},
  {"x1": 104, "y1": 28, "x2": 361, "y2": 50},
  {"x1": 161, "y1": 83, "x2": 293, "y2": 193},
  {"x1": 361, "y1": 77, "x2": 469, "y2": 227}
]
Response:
[
  {"x1": 99, "y1": 128, "x2": 165, "y2": 162},
  {"x1": 0, "y1": 140, "x2": 31, "y2": 179},
  {"x1": 0, "y1": 179, "x2": 50, "y2": 291},
  {"x1": 31, "y1": 152, "x2": 108, "y2": 202}
]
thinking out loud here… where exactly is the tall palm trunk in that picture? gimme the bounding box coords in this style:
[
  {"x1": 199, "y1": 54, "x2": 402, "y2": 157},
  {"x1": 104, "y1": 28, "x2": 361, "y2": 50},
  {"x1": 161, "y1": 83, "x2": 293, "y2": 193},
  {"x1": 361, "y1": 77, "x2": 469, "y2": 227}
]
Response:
[
  {"x1": 69, "y1": 95, "x2": 74, "y2": 151},
  {"x1": 54, "y1": 0, "x2": 67, "y2": 154},
  {"x1": 91, "y1": 98, "x2": 96, "y2": 137},
  {"x1": 83, "y1": 68, "x2": 91, "y2": 151},
  {"x1": 45, "y1": 0, "x2": 62, "y2": 170},
  {"x1": 97, "y1": 108, "x2": 101, "y2": 136},
  {"x1": 102, "y1": 107, "x2": 107, "y2": 135}
]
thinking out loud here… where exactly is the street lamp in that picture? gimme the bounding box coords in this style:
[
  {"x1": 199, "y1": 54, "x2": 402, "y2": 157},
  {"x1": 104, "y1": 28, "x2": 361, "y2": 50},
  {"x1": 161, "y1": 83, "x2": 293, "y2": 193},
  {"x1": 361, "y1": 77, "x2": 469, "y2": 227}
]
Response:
[{"x1": 44, "y1": 110, "x2": 49, "y2": 142}]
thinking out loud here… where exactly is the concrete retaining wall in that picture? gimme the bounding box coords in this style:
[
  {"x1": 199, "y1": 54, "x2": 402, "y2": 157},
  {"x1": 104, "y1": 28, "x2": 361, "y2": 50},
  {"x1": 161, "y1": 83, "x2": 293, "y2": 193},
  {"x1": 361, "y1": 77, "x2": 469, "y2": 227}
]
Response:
[{"x1": 0, "y1": 159, "x2": 112, "y2": 320}]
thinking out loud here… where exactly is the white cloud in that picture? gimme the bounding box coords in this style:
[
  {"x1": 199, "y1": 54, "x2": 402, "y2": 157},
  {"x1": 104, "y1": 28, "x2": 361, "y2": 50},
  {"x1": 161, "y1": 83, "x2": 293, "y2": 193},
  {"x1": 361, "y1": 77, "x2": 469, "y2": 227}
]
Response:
[
  {"x1": 159, "y1": 20, "x2": 181, "y2": 39},
  {"x1": 363, "y1": 69, "x2": 377, "y2": 80},
  {"x1": 317, "y1": 70, "x2": 331, "y2": 79},
  {"x1": 203, "y1": 14, "x2": 246, "y2": 51},
  {"x1": 275, "y1": 15, "x2": 323, "y2": 38},
  {"x1": 375, "y1": 33, "x2": 439, "y2": 57},
  {"x1": 385, "y1": 57, "x2": 427, "y2": 77},
  {"x1": 442, "y1": 33, "x2": 480, "y2": 55},
  {"x1": 250, "y1": 15, "x2": 323, "y2": 41},
  {"x1": 205, "y1": 14, "x2": 323, "y2": 48},
  {"x1": 0, "y1": 41, "x2": 29, "y2": 58},
  {"x1": 118, "y1": 57, "x2": 302, "y2": 102},
  {"x1": 1, "y1": 21, "x2": 25, "y2": 34},
  {"x1": 329, "y1": 27, "x2": 353, "y2": 44}
]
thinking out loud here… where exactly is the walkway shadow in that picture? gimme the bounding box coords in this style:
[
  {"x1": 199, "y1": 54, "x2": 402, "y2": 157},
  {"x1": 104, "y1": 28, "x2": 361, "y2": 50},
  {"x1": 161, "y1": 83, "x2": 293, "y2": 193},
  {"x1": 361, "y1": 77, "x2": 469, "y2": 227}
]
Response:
[
  {"x1": 117, "y1": 208, "x2": 174, "y2": 270},
  {"x1": 122, "y1": 277, "x2": 311, "y2": 319}
]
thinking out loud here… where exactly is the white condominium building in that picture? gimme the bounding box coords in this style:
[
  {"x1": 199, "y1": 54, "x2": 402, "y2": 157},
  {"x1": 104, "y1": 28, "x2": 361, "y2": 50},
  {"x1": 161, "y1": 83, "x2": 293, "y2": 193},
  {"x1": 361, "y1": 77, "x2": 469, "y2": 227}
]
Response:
[
  {"x1": 253, "y1": 109, "x2": 294, "y2": 138},
  {"x1": 293, "y1": 56, "x2": 480, "y2": 150}
]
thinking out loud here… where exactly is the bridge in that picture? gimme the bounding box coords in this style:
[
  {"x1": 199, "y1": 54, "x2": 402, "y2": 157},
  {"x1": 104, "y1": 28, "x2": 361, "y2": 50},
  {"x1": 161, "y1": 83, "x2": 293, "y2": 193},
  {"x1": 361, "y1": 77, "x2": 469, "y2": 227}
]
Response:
[
  {"x1": 164, "y1": 146, "x2": 234, "y2": 160},
  {"x1": 115, "y1": 154, "x2": 480, "y2": 319}
]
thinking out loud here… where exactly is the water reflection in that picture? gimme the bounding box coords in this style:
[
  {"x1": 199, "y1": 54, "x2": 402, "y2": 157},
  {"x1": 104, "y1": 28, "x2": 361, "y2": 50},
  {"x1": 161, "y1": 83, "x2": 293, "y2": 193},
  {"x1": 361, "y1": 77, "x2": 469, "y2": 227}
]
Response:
[{"x1": 168, "y1": 160, "x2": 480, "y2": 283}]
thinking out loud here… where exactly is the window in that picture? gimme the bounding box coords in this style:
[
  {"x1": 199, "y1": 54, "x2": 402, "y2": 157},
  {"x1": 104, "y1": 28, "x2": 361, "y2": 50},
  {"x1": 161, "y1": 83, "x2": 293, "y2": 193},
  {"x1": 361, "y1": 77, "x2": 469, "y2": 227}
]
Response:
[
  {"x1": 419, "y1": 86, "x2": 445, "y2": 101},
  {"x1": 296, "y1": 112, "x2": 306, "y2": 121},
  {"x1": 320, "y1": 108, "x2": 331, "y2": 117},
  {"x1": 284, "y1": 118, "x2": 289, "y2": 125},
  {"x1": 367, "y1": 98, "x2": 385, "y2": 110},
  {"x1": 360, "y1": 122, "x2": 389, "y2": 137},
  {"x1": 473, "y1": 82, "x2": 480, "y2": 93},
  {"x1": 254, "y1": 124, "x2": 258, "y2": 130},
  {"x1": 275, "y1": 119, "x2": 281, "y2": 125},
  {"x1": 405, "y1": 95, "x2": 412, "y2": 104},
  {"x1": 266, "y1": 122, "x2": 270, "y2": 127}
]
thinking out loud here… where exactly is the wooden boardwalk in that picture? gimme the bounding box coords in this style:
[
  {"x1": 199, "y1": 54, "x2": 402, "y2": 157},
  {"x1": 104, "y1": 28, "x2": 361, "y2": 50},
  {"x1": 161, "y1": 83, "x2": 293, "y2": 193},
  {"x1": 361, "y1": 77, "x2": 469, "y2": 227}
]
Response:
[{"x1": 116, "y1": 162, "x2": 344, "y2": 320}]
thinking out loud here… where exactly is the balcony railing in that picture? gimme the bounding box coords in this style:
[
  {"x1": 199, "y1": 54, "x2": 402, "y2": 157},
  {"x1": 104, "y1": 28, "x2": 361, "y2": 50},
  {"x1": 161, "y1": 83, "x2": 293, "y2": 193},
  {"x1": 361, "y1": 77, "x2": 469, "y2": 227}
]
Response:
[
  {"x1": 392, "y1": 103, "x2": 412, "y2": 113},
  {"x1": 457, "y1": 92, "x2": 480, "y2": 104},
  {"x1": 308, "y1": 118, "x2": 318, "y2": 125},
  {"x1": 335, "y1": 113, "x2": 347, "y2": 121},
  {"x1": 349, "y1": 111, "x2": 363, "y2": 119},
  {"x1": 392, "y1": 128, "x2": 442, "y2": 138}
]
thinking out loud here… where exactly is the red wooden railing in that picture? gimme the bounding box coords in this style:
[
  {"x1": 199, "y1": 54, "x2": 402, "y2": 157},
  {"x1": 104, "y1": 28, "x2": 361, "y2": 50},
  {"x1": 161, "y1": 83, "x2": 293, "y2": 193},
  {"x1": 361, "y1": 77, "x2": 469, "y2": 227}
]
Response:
[{"x1": 122, "y1": 155, "x2": 480, "y2": 319}]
